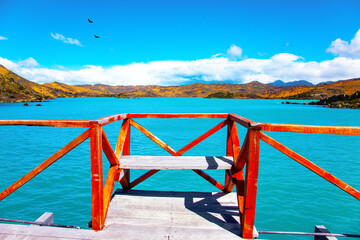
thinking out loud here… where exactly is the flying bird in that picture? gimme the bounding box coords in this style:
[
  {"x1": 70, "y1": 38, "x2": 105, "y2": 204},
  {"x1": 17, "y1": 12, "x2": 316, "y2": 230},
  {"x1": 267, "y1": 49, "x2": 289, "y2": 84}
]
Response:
[
  {"x1": 88, "y1": 18, "x2": 93, "y2": 23},
  {"x1": 94, "y1": 35, "x2": 99, "y2": 38}
]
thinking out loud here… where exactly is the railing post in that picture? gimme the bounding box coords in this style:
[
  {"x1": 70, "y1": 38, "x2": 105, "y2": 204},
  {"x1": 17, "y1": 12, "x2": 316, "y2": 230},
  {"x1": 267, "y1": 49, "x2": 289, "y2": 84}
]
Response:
[
  {"x1": 226, "y1": 120, "x2": 233, "y2": 157},
  {"x1": 242, "y1": 127, "x2": 260, "y2": 239},
  {"x1": 120, "y1": 119, "x2": 131, "y2": 190},
  {"x1": 225, "y1": 119, "x2": 240, "y2": 192},
  {"x1": 90, "y1": 124, "x2": 104, "y2": 231}
]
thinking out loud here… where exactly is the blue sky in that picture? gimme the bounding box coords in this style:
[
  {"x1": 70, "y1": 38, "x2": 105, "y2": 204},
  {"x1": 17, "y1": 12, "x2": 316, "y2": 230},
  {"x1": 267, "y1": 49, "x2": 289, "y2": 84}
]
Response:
[{"x1": 1, "y1": 0, "x2": 360, "y2": 85}]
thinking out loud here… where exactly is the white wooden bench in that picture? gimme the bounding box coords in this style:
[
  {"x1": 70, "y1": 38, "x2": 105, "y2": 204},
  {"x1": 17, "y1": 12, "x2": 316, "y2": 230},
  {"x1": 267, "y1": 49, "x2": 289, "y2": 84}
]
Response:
[{"x1": 119, "y1": 156, "x2": 234, "y2": 170}]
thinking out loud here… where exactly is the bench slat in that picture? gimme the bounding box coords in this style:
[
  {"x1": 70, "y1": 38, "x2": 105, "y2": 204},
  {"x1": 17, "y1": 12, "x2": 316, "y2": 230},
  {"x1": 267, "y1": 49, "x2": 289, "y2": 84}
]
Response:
[{"x1": 119, "y1": 156, "x2": 233, "y2": 170}]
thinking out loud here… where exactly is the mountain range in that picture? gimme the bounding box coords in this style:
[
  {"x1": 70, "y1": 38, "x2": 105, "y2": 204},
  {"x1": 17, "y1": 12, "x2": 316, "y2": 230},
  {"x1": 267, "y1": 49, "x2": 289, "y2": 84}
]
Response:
[
  {"x1": 269, "y1": 80, "x2": 314, "y2": 87},
  {"x1": 0, "y1": 64, "x2": 359, "y2": 102}
]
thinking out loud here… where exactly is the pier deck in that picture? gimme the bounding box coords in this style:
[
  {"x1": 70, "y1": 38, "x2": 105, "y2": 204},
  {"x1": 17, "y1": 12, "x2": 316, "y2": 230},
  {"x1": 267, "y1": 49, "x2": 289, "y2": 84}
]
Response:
[
  {"x1": 0, "y1": 189, "x2": 257, "y2": 239},
  {"x1": 104, "y1": 189, "x2": 258, "y2": 239},
  {"x1": 1, "y1": 113, "x2": 359, "y2": 239}
]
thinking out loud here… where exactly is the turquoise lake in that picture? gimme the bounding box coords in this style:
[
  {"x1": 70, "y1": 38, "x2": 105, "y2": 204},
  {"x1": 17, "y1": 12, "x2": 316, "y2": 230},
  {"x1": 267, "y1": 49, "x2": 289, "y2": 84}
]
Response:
[{"x1": 0, "y1": 97, "x2": 359, "y2": 239}]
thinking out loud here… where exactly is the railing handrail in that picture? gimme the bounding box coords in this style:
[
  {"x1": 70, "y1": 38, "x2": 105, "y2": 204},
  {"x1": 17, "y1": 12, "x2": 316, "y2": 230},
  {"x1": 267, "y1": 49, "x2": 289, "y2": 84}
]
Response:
[
  {"x1": 259, "y1": 122, "x2": 360, "y2": 135},
  {"x1": 0, "y1": 113, "x2": 359, "y2": 239},
  {"x1": 2, "y1": 113, "x2": 360, "y2": 136}
]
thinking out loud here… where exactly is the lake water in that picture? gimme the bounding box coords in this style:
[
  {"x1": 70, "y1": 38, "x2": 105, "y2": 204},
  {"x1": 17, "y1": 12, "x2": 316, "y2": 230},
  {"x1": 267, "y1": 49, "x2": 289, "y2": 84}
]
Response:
[{"x1": 0, "y1": 97, "x2": 359, "y2": 239}]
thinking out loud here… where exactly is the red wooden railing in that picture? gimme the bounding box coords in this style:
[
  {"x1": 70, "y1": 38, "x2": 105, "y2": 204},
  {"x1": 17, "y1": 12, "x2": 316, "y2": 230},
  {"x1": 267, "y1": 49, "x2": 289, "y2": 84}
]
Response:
[{"x1": 0, "y1": 113, "x2": 359, "y2": 239}]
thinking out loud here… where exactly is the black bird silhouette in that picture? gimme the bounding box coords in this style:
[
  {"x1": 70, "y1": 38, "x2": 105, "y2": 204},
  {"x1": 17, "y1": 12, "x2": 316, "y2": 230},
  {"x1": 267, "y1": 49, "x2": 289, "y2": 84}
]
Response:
[
  {"x1": 94, "y1": 35, "x2": 99, "y2": 38},
  {"x1": 88, "y1": 19, "x2": 93, "y2": 23}
]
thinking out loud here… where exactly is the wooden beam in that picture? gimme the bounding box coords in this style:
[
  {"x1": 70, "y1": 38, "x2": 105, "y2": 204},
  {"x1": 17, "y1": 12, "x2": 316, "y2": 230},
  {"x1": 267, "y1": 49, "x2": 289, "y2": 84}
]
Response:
[
  {"x1": 260, "y1": 132, "x2": 360, "y2": 200},
  {"x1": 315, "y1": 225, "x2": 338, "y2": 240},
  {"x1": 230, "y1": 122, "x2": 241, "y2": 161},
  {"x1": 128, "y1": 113, "x2": 229, "y2": 119},
  {"x1": 34, "y1": 212, "x2": 54, "y2": 225},
  {"x1": 120, "y1": 156, "x2": 233, "y2": 170},
  {"x1": 115, "y1": 119, "x2": 130, "y2": 158},
  {"x1": 0, "y1": 129, "x2": 90, "y2": 201},
  {"x1": 234, "y1": 132, "x2": 249, "y2": 171},
  {"x1": 119, "y1": 120, "x2": 131, "y2": 190},
  {"x1": 102, "y1": 129, "x2": 119, "y2": 166},
  {"x1": 260, "y1": 123, "x2": 360, "y2": 135},
  {"x1": 226, "y1": 121, "x2": 233, "y2": 157},
  {"x1": 242, "y1": 129, "x2": 260, "y2": 239},
  {"x1": 94, "y1": 114, "x2": 129, "y2": 126},
  {"x1": 0, "y1": 120, "x2": 91, "y2": 128},
  {"x1": 90, "y1": 125, "x2": 104, "y2": 231},
  {"x1": 225, "y1": 121, "x2": 240, "y2": 192},
  {"x1": 228, "y1": 114, "x2": 256, "y2": 129},
  {"x1": 177, "y1": 120, "x2": 228, "y2": 156}
]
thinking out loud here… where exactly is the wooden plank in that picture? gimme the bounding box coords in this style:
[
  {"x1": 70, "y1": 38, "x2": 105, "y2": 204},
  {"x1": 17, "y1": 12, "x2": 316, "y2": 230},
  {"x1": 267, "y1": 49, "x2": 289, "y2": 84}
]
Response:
[
  {"x1": 234, "y1": 132, "x2": 249, "y2": 171},
  {"x1": 315, "y1": 225, "x2": 338, "y2": 240},
  {"x1": 94, "y1": 114, "x2": 129, "y2": 126},
  {"x1": 260, "y1": 123, "x2": 360, "y2": 135},
  {"x1": 90, "y1": 126, "x2": 104, "y2": 231},
  {"x1": 226, "y1": 120, "x2": 234, "y2": 157},
  {"x1": 176, "y1": 120, "x2": 228, "y2": 155},
  {"x1": 119, "y1": 119, "x2": 131, "y2": 190},
  {"x1": 228, "y1": 114, "x2": 255, "y2": 129},
  {"x1": 104, "y1": 189, "x2": 258, "y2": 239},
  {"x1": 101, "y1": 129, "x2": 119, "y2": 166},
  {"x1": 34, "y1": 212, "x2": 54, "y2": 225},
  {"x1": 225, "y1": 121, "x2": 240, "y2": 192},
  {"x1": 0, "y1": 224, "x2": 97, "y2": 239},
  {"x1": 230, "y1": 123, "x2": 241, "y2": 164},
  {"x1": 128, "y1": 113, "x2": 229, "y2": 119},
  {"x1": 0, "y1": 129, "x2": 90, "y2": 201},
  {"x1": 115, "y1": 119, "x2": 130, "y2": 158},
  {"x1": 0, "y1": 119, "x2": 91, "y2": 127},
  {"x1": 120, "y1": 156, "x2": 233, "y2": 170},
  {"x1": 260, "y1": 132, "x2": 360, "y2": 200}
]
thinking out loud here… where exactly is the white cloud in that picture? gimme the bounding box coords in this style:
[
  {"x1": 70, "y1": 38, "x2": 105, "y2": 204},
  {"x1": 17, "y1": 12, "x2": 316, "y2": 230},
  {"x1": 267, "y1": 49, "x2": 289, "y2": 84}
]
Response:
[
  {"x1": 51, "y1": 33, "x2": 83, "y2": 46},
  {"x1": 1, "y1": 54, "x2": 360, "y2": 86},
  {"x1": 2, "y1": 31, "x2": 360, "y2": 86},
  {"x1": 0, "y1": 36, "x2": 7, "y2": 40},
  {"x1": 211, "y1": 53, "x2": 222, "y2": 58},
  {"x1": 326, "y1": 29, "x2": 360, "y2": 59},
  {"x1": 226, "y1": 44, "x2": 243, "y2": 58},
  {"x1": 18, "y1": 57, "x2": 40, "y2": 67}
]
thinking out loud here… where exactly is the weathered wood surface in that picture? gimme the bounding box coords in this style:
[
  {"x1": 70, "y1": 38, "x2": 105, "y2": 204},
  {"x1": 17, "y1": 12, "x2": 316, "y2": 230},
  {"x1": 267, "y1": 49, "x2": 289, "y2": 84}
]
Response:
[
  {"x1": 34, "y1": 212, "x2": 54, "y2": 225},
  {"x1": 120, "y1": 156, "x2": 234, "y2": 170},
  {"x1": 105, "y1": 189, "x2": 258, "y2": 239},
  {"x1": 0, "y1": 224, "x2": 97, "y2": 240},
  {"x1": 314, "y1": 225, "x2": 338, "y2": 240},
  {"x1": 0, "y1": 189, "x2": 258, "y2": 239}
]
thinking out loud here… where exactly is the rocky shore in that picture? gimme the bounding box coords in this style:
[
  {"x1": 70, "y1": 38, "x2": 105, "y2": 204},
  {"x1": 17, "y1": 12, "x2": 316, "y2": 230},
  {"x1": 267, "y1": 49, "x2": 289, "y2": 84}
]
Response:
[
  {"x1": 282, "y1": 91, "x2": 360, "y2": 109},
  {"x1": 308, "y1": 91, "x2": 360, "y2": 109}
]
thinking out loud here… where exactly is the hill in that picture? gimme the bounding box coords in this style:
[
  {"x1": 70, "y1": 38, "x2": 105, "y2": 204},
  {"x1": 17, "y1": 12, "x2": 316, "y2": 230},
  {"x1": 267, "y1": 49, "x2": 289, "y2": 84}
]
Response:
[
  {"x1": 0, "y1": 64, "x2": 359, "y2": 102},
  {"x1": 265, "y1": 78, "x2": 360, "y2": 99},
  {"x1": 0, "y1": 65, "x2": 114, "y2": 102},
  {"x1": 0, "y1": 65, "x2": 54, "y2": 102}
]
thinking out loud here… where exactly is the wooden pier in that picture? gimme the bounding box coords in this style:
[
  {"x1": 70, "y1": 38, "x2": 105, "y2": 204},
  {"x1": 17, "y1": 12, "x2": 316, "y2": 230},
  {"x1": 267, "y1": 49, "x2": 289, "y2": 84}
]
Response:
[
  {"x1": 0, "y1": 113, "x2": 359, "y2": 239},
  {"x1": 0, "y1": 189, "x2": 257, "y2": 239}
]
